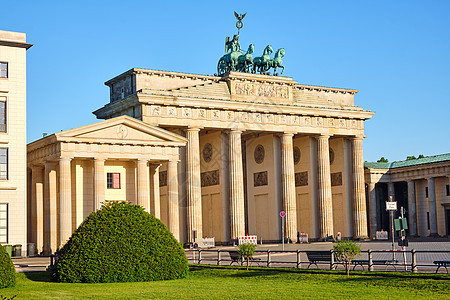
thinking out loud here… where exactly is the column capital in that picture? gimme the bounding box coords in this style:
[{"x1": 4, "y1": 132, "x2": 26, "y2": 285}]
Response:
[
  {"x1": 351, "y1": 135, "x2": 365, "y2": 141},
  {"x1": 44, "y1": 159, "x2": 58, "y2": 166},
  {"x1": 31, "y1": 164, "x2": 44, "y2": 171},
  {"x1": 93, "y1": 157, "x2": 107, "y2": 162},
  {"x1": 281, "y1": 132, "x2": 295, "y2": 138},
  {"x1": 229, "y1": 128, "x2": 243, "y2": 134},
  {"x1": 186, "y1": 127, "x2": 201, "y2": 133},
  {"x1": 59, "y1": 156, "x2": 73, "y2": 162},
  {"x1": 316, "y1": 133, "x2": 331, "y2": 140}
]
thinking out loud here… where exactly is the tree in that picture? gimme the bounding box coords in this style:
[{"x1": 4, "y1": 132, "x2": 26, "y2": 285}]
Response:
[
  {"x1": 238, "y1": 243, "x2": 256, "y2": 271},
  {"x1": 333, "y1": 240, "x2": 361, "y2": 277},
  {"x1": 406, "y1": 156, "x2": 416, "y2": 160},
  {"x1": 377, "y1": 157, "x2": 388, "y2": 163},
  {"x1": 418, "y1": 154, "x2": 425, "y2": 159}
]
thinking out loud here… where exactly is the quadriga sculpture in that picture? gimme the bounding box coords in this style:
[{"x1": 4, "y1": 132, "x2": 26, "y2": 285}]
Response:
[
  {"x1": 252, "y1": 45, "x2": 273, "y2": 74},
  {"x1": 237, "y1": 44, "x2": 254, "y2": 73},
  {"x1": 267, "y1": 48, "x2": 285, "y2": 75}
]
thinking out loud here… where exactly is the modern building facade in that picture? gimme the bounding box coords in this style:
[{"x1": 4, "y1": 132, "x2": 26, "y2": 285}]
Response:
[
  {"x1": 92, "y1": 69, "x2": 374, "y2": 244},
  {"x1": 365, "y1": 154, "x2": 450, "y2": 238},
  {"x1": 0, "y1": 30, "x2": 32, "y2": 254}
]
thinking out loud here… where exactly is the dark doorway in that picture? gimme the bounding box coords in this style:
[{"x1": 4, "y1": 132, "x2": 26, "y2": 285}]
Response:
[
  {"x1": 446, "y1": 209, "x2": 450, "y2": 236},
  {"x1": 376, "y1": 183, "x2": 389, "y2": 231}
]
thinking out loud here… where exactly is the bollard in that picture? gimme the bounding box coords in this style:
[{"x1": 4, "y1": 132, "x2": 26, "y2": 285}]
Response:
[
  {"x1": 296, "y1": 250, "x2": 301, "y2": 268},
  {"x1": 368, "y1": 249, "x2": 373, "y2": 271},
  {"x1": 217, "y1": 249, "x2": 221, "y2": 265},
  {"x1": 267, "y1": 250, "x2": 271, "y2": 267},
  {"x1": 198, "y1": 249, "x2": 202, "y2": 264},
  {"x1": 330, "y1": 249, "x2": 335, "y2": 270},
  {"x1": 411, "y1": 249, "x2": 417, "y2": 273}
]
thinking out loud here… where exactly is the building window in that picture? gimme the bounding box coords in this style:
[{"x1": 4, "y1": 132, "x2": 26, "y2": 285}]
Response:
[
  {"x1": 427, "y1": 212, "x2": 430, "y2": 230},
  {"x1": 425, "y1": 187, "x2": 428, "y2": 198},
  {"x1": 0, "y1": 62, "x2": 7, "y2": 78},
  {"x1": 0, "y1": 148, "x2": 7, "y2": 180},
  {"x1": 446, "y1": 184, "x2": 450, "y2": 196},
  {"x1": 107, "y1": 173, "x2": 121, "y2": 189},
  {"x1": 0, "y1": 203, "x2": 8, "y2": 243},
  {"x1": 0, "y1": 97, "x2": 6, "y2": 132}
]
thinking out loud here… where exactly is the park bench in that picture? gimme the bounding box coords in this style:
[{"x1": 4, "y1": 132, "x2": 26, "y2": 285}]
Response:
[
  {"x1": 229, "y1": 251, "x2": 241, "y2": 265},
  {"x1": 306, "y1": 251, "x2": 338, "y2": 269},
  {"x1": 433, "y1": 260, "x2": 450, "y2": 274},
  {"x1": 228, "y1": 250, "x2": 262, "y2": 266},
  {"x1": 351, "y1": 259, "x2": 398, "y2": 271}
]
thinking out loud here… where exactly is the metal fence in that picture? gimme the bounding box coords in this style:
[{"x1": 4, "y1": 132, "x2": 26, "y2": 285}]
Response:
[{"x1": 185, "y1": 249, "x2": 450, "y2": 273}]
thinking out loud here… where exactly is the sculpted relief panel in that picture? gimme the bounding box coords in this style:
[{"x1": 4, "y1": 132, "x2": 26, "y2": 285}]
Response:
[
  {"x1": 201, "y1": 170, "x2": 220, "y2": 187},
  {"x1": 149, "y1": 105, "x2": 361, "y2": 134},
  {"x1": 234, "y1": 82, "x2": 289, "y2": 98}
]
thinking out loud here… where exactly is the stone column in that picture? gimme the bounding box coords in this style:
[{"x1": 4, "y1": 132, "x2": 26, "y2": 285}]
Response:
[
  {"x1": 149, "y1": 164, "x2": 161, "y2": 218},
  {"x1": 417, "y1": 180, "x2": 428, "y2": 237},
  {"x1": 167, "y1": 160, "x2": 180, "y2": 241},
  {"x1": 281, "y1": 133, "x2": 297, "y2": 242},
  {"x1": 367, "y1": 183, "x2": 377, "y2": 238},
  {"x1": 317, "y1": 134, "x2": 334, "y2": 239},
  {"x1": 59, "y1": 157, "x2": 72, "y2": 247},
  {"x1": 93, "y1": 158, "x2": 106, "y2": 211},
  {"x1": 387, "y1": 182, "x2": 395, "y2": 238},
  {"x1": 44, "y1": 161, "x2": 57, "y2": 254},
  {"x1": 229, "y1": 129, "x2": 245, "y2": 240},
  {"x1": 186, "y1": 128, "x2": 202, "y2": 242},
  {"x1": 407, "y1": 180, "x2": 417, "y2": 236},
  {"x1": 351, "y1": 137, "x2": 368, "y2": 239},
  {"x1": 427, "y1": 177, "x2": 438, "y2": 235},
  {"x1": 31, "y1": 165, "x2": 44, "y2": 254},
  {"x1": 137, "y1": 159, "x2": 149, "y2": 211}
]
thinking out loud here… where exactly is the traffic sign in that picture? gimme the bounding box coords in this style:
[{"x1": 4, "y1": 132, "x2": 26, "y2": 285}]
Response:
[{"x1": 280, "y1": 211, "x2": 286, "y2": 217}]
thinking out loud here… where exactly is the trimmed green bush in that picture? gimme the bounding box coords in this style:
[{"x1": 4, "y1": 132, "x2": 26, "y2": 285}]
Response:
[
  {"x1": 0, "y1": 245, "x2": 16, "y2": 288},
  {"x1": 51, "y1": 201, "x2": 188, "y2": 283}
]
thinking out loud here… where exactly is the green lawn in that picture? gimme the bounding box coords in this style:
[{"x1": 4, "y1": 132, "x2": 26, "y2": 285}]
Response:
[{"x1": 1, "y1": 266, "x2": 449, "y2": 299}]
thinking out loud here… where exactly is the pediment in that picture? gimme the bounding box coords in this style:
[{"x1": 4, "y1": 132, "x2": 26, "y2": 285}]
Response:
[{"x1": 55, "y1": 116, "x2": 187, "y2": 145}]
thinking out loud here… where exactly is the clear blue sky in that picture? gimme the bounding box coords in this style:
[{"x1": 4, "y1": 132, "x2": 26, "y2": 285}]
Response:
[{"x1": 2, "y1": 0, "x2": 449, "y2": 162}]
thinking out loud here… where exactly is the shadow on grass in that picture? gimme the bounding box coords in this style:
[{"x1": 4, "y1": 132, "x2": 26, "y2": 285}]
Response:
[
  {"x1": 22, "y1": 271, "x2": 52, "y2": 282},
  {"x1": 189, "y1": 264, "x2": 450, "y2": 280}
]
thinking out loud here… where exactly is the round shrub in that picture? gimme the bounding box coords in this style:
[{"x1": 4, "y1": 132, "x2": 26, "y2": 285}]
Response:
[
  {"x1": 0, "y1": 245, "x2": 15, "y2": 288},
  {"x1": 51, "y1": 201, "x2": 188, "y2": 283}
]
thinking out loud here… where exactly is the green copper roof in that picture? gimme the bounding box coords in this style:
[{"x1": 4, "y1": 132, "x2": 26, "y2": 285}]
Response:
[{"x1": 365, "y1": 153, "x2": 450, "y2": 169}]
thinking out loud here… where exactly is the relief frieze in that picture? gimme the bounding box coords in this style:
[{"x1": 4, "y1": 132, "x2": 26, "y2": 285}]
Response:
[
  {"x1": 167, "y1": 107, "x2": 177, "y2": 117},
  {"x1": 234, "y1": 82, "x2": 289, "y2": 98},
  {"x1": 151, "y1": 105, "x2": 161, "y2": 116},
  {"x1": 212, "y1": 110, "x2": 220, "y2": 119},
  {"x1": 254, "y1": 171, "x2": 268, "y2": 187},
  {"x1": 331, "y1": 172, "x2": 342, "y2": 186},
  {"x1": 295, "y1": 171, "x2": 308, "y2": 187},
  {"x1": 201, "y1": 170, "x2": 220, "y2": 187},
  {"x1": 198, "y1": 109, "x2": 206, "y2": 118},
  {"x1": 182, "y1": 108, "x2": 191, "y2": 118},
  {"x1": 265, "y1": 114, "x2": 274, "y2": 123},
  {"x1": 226, "y1": 111, "x2": 234, "y2": 121}
]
